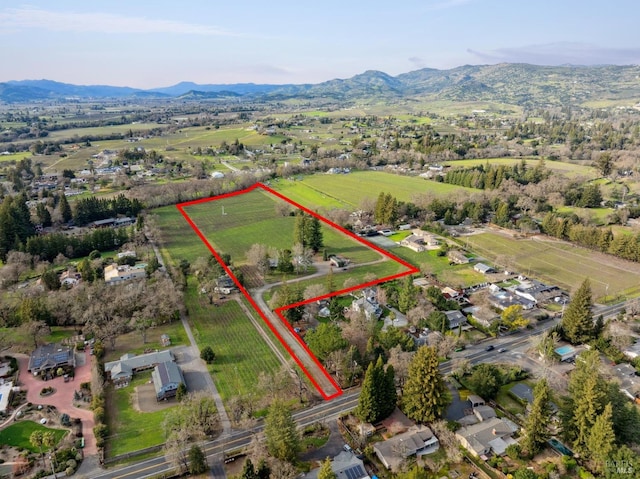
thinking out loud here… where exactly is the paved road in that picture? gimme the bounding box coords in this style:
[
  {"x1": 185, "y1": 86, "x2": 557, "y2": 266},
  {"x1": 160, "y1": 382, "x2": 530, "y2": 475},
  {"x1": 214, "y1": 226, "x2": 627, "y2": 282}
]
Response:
[{"x1": 91, "y1": 390, "x2": 361, "y2": 479}]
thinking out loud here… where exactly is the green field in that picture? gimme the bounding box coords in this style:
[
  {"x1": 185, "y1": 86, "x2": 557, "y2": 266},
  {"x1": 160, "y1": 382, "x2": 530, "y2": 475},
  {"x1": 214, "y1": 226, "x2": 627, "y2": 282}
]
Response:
[
  {"x1": 464, "y1": 231, "x2": 640, "y2": 300},
  {"x1": 273, "y1": 171, "x2": 479, "y2": 209},
  {"x1": 181, "y1": 188, "x2": 381, "y2": 265},
  {"x1": 0, "y1": 421, "x2": 67, "y2": 452},
  {"x1": 442, "y1": 157, "x2": 596, "y2": 177},
  {"x1": 106, "y1": 373, "x2": 176, "y2": 457},
  {"x1": 184, "y1": 291, "x2": 282, "y2": 400}
]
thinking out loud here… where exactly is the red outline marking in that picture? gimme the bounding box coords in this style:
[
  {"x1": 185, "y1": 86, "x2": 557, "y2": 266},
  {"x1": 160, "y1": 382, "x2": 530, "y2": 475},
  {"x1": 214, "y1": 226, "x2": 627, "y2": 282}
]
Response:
[{"x1": 177, "y1": 183, "x2": 419, "y2": 400}]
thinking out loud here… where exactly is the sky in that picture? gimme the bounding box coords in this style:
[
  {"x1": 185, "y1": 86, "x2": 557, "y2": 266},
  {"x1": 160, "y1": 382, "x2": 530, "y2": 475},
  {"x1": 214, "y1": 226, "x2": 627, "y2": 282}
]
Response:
[{"x1": 1, "y1": 0, "x2": 639, "y2": 89}]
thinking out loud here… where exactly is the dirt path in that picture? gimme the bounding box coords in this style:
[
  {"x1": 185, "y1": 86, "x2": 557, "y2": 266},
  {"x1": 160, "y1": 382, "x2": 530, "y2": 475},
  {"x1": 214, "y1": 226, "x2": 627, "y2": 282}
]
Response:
[{"x1": 16, "y1": 351, "x2": 97, "y2": 455}]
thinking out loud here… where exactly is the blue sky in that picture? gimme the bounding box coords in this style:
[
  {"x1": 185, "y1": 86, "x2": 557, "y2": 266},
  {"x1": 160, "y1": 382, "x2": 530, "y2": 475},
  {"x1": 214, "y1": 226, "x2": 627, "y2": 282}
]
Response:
[{"x1": 1, "y1": 0, "x2": 639, "y2": 88}]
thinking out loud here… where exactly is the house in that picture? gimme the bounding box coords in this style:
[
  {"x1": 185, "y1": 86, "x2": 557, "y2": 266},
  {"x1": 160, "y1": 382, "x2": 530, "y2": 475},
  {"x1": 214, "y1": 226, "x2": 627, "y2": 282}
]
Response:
[
  {"x1": 117, "y1": 250, "x2": 137, "y2": 259},
  {"x1": 160, "y1": 334, "x2": 171, "y2": 347},
  {"x1": 400, "y1": 234, "x2": 426, "y2": 252},
  {"x1": 488, "y1": 289, "x2": 536, "y2": 311},
  {"x1": 152, "y1": 361, "x2": 185, "y2": 401},
  {"x1": 104, "y1": 263, "x2": 147, "y2": 284},
  {"x1": 468, "y1": 395, "x2": 485, "y2": 408},
  {"x1": 623, "y1": 339, "x2": 640, "y2": 360},
  {"x1": 215, "y1": 274, "x2": 237, "y2": 294},
  {"x1": 304, "y1": 451, "x2": 370, "y2": 479},
  {"x1": 463, "y1": 305, "x2": 499, "y2": 328},
  {"x1": 105, "y1": 350, "x2": 174, "y2": 387},
  {"x1": 456, "y1": 417, "x2": 519, "y2": 457},
  {"x1": 509, "y1": 280, "x2": 563, "y2": 305},
  {"x1": 444, "y1": 310, "x2": 468, "y2": 330},
  {"x1": 352, "y1": 289, "x2": 382, "y2": 320},
  {"x1": 92, "y1": 218, "x2": 116, "y2": 228},
  {"x1": 474, "y1": 263, "x2": 495, "y2": 275},
  {"x1": 474, "y1": 405, "x2": 497, "y2": 422},
  {"x1": 373, "y1": 425, "x2": 439, "y2": 471},
  {"x1": 114, "y1": 217, "x2": 135, "y2": 227},
  {"x1": 28, "y1": 343, "x2": 76, "y2": 375},
  {"x1": 448, "y1": 250, "x2": 470, "y2": 265},
  {"x1": 60, "y1": 270, "x2": 81, "y2": 287},
  {"x1": 0, "y1": 381, "x2": 15, "y2": 415},
  {"x1": 609, "y1": 362, "x2": 640, "y2": 401}
]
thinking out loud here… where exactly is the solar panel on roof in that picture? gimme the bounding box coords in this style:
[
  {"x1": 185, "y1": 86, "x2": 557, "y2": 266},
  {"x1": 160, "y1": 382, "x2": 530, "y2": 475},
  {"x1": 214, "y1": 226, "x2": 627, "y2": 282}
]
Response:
[{"x1": 344, "y1": 465, "x2": 365, "y2": 479}]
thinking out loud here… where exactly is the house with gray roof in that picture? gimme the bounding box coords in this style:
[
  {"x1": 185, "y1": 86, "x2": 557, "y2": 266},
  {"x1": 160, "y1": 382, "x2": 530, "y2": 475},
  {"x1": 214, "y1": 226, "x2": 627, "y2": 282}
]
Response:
[
  {"x1": 28, "y1": 343, "x2": 75, "y2": 375},
  {"x1": 304, "y1": 451, "x2": 370, "y2": 479},
  {"x1": 373, "y1": 425, "x2": 439, "y2": 471},
  {"x1": 444, "y1": 310, "x2": 468, "y2": 329},
  {"x1": 152, "y1": 361, "x2": 184, "y2": 401},
  {"x1": 456, "y1": 417, "x2": 519, "y2": 457},
  {"x1": 105, "y1": 350, "x2": 174, "y2": 387}
]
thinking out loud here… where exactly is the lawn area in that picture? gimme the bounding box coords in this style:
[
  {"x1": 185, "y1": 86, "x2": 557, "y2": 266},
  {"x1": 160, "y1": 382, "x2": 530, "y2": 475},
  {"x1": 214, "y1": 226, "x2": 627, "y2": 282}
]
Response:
[
  {"x1": 442, "y1": 157, "x2": 596, "y2": 177},
  {"x1": 273, "y1": 171, "x2": 479, "y2": 209},
  {"x1": 106, "y1": 372, "x2": 175, "y2": 457},
  {"x1": 184, "y1": 289, "x2": 282, "y2": 401},
  {"x1": 103, "y1": 321, "x2": 188, "y2": 362},
  {"x1": 556, "y1": 206, "x2": 612, "y2": 225},
  {"x1": 464, "y1": 231, "x2": 640, "y2": 300},
  {"x1": 0, "y1": 421, "x2": 67, "y2": 452},
  {"x1": 388, "y1": 246, "x2": 485, "y2": 288},
  {"x1": 181, "y1": 188, "x2": 381, "y2": 265}
]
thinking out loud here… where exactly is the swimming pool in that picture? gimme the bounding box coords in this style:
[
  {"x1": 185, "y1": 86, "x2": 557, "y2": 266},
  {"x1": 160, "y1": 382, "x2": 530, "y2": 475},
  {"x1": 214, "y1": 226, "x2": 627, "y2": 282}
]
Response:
[{"x1": 555, "y1": 345, "x2": 575, "y2": 355}]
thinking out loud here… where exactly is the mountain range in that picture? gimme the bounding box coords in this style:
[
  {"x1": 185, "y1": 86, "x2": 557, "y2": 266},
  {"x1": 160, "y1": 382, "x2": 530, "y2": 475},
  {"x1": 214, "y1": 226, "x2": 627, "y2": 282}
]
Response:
[{"x1": 2, "y1": 63, "x2": 640, "y2": 107}]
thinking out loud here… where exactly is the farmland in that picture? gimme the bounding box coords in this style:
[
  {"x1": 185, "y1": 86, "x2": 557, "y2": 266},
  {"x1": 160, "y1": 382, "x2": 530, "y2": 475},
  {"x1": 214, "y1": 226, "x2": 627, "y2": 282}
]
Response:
[
  {"x1": 273, "y1": 171, "x2": 478, "y2": 209},
  {"x1": 464, "y1": 230, "x2": 640, "y2": 301},
  {"x1": 184, "y1": 291, "x2": 283, "y2": 401},
  {"x1": 181, "y1": 188, "x2": 382, "y2": 265},
  {"x1": 441, "y1": 157, "x2": 597, "y2": 177}
]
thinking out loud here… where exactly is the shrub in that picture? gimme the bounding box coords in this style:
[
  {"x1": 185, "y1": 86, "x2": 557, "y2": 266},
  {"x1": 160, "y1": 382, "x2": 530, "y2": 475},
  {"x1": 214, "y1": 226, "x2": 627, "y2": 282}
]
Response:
[
  {"x1": 200, "y1": 346, "x2": 216, "y2": 364},
  {"x1": 506, "y1": 443, "x2": 522, "y2": 460},
  {"x1": 562, "y1": 455, "x2": 577, "y2": 471},
  {"x1": 93, "y1": 406, "x2": 105, "y2": 423},
  {"x1": 88, "y1": 250, "x2": 101, "y2": 260},
  {"x1": 60, "y1": 413, "x2": 71, "y2": 426}
]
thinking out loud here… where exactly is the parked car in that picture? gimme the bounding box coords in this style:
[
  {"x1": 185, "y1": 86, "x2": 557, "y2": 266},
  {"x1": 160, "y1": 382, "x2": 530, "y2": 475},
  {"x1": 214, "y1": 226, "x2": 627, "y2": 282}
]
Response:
[{"x1": 380, "y1": 229, "x2": 394, "y2": 236}]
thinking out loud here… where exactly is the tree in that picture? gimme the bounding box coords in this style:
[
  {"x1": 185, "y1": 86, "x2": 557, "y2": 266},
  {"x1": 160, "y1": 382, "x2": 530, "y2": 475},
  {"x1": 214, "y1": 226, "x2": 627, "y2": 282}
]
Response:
[
  {"x1": 604, "y1": 445, "x2": 640, "y2": 479},
  {"x1": 595, "y1": 152, "x2": 613, "y2": 177},
  {"x1": 188, "y1": 445, "x2": 208, "y2": 475},
  {"x1": 468, "y1": 364, "x2": 502, "y2": 400},
  {"x1": 264, "y1": 401, "x2": 300, "y2": 462},
  {"x1": 587, "y1": 403, "x2": 616, "y2": 474},
  {"x1": 305, "y1": 322, "x2": 347, "y2": 361},
  {"x1": 573, "y1": 373, "x2": 607, "y2": 454},
  {"x1": 356, "y1": 356, "x2": 396, "y2": 423},
  {"x1": 521, "y1": 379, "x2": 552, "y2": 455},
  {"x1": 307, "y1": 216, "x2": 324, "y2": 252},
  {"x1": 501, "y1": 304, "x2": 529, "y2": 330},
  {"x1": 247, "y1": 243, "x2": 270, "y2": 276},
  {"x1": 513, "y1": 468, "x2": 538, "y2": 479},
  {"x1": 318, "y1": 457, "x2": 337, "y2": 479},
  {"x1": 402, "y1": 346, "x2": 450, "y2": 423},
  {"x1": 200, "y1": 346, "x2": 216, "y2": 364},
  {"x1": 397, "y1": 277, "x2": 418, "y2": 313},
  {"x1": 561, "y1": 279, "x2": 595, "y2": 344},
  {"x1": 175, "y1": 382, "x2": 187, "y2": 402},
  {"x1": 59, "y1": 194, "x2": 72, "y2": 223},
  {"x1": 30, "y1": 430, "x2": 44, "y2": 466},
  {"x1": 40, "y1": 269, "x2": 61, "y2": 291}
]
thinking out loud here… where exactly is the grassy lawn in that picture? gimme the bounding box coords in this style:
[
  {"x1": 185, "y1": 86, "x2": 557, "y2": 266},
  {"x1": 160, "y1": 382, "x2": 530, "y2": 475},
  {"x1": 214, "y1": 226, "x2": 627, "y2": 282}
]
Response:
[
  {"x1": 273, "y1": 171, "x2": 479, "y2": 209},
  {"x1": 556, "y1": 206, "x2": 612, "y2": 225},
  {"x1": 0, "y1": 421, "x2": 67, "y2": 452},
  {"x1": 442, "y1": 157, "x2": 596, "y2": 177},
  {"x1": 184, "y1": 289, "x2": 282, "y2": 401},
  {"x1": 497, "y1": 383, "x2": 527, "y2": 416},
  {"x1": 464, "y1": 231, "x2": 640, "y2": 300},
  {"x1": 106, "y1": 373, "x2": 175, "y2": 457},
  {"x1": 103, "y1": 321, "x2": 188, "y2": 362}
]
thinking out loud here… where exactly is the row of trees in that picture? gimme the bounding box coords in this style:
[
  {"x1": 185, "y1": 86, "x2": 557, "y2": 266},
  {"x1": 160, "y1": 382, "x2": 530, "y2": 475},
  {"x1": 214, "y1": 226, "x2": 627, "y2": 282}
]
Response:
[
  {"x1": 442, "y1": 161, "x2": 549, "y2": 190},
  {"x1": 73, "y1": 194, "x2": 143, "y2": 225}
]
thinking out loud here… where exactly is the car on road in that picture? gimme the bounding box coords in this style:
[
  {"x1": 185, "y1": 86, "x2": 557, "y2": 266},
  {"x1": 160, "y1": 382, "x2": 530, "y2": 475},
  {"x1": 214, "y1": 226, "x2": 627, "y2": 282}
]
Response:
[
  {"x1": 485, "y1": 345, "x2": 495, "y2": 351},
  {"x1": 498, "y1": 348, "x2": 507, "y2": 353}
]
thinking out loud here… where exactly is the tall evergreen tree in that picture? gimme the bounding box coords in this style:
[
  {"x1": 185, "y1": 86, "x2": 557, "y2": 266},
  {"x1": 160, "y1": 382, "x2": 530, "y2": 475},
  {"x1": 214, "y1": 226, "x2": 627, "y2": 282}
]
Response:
[
  {"x1": 58, "y1": 193, "x2": 72, "y2": 223},
  {"x1": 587, "y1": 403, "x2": 616, "y2": 474},
  {"x1": 397, "y1": 277, "x2": 418, "y2": 313},
  {"x1": 293, "y1": 212, "x2": 308, "y2": 247},
  {"x1": 402, "y1": 346, "x2": 450, "y2": 423},
  {"x1": 307, "y1": 216, "x2": 324, "y2": 252},
  {"x1": 521, "y1": 379, "x2": 552, "y2": 455},
  {"x1": 318, "y1": 457, "x2": 337, "y2": 479},
  {"x1": 355, "y1": 356, "x2": 396, "y2": 423},
  {"x1": 561, "y1": 279, "x2": 595, "y2": 344},
  {"x1": 574, "y1": 373, "x2": 607, "y2": 454},
  {"x1": 264, "y1": 401, "x2": 300, "y2": 462}
]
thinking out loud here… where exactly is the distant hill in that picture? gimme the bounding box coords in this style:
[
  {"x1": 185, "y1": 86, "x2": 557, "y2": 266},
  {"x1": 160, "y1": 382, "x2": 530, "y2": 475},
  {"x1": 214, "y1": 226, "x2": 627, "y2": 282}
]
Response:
[{"x1": 3, "y1": 64, "x2": 640, "y2": 107}]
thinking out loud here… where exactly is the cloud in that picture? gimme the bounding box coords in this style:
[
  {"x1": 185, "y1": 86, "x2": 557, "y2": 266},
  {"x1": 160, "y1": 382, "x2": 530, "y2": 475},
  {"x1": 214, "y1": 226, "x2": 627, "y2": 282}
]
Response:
[
  {"x1": 0, "y1": 6, "x2": 238, "y2": 36},
  {"x1": 467, "y1": 42, "x2": 640, "y2": 66},
  {"x1": 408, "y1": 56, "x2": 426, "y2": 69}
]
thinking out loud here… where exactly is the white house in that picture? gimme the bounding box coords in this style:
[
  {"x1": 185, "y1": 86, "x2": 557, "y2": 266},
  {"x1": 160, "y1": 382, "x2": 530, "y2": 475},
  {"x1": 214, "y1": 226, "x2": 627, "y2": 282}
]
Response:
[{"x1": 373, "y1": 425, "x2": 439, "y2": 471}]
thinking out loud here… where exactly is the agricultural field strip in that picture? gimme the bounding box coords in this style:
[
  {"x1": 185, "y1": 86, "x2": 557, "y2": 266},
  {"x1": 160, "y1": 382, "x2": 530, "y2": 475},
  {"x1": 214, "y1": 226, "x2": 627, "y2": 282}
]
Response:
[{"x1": 178, "y1": 182, "x2": 418, "y2": 399}]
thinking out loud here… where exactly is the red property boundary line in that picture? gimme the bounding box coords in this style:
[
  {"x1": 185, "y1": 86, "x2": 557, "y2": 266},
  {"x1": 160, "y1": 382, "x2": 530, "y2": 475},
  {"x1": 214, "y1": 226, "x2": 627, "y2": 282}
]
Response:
[{"x1": 176, "y1": 182, "x2": 419, "y2": 400}]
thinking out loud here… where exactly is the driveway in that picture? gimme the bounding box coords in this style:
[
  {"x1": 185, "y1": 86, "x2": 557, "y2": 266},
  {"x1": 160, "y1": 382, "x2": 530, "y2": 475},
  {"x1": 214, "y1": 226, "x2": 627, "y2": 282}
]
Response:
[
  {"x1": 300, "y1": 419, "x2": 344, "y2": 463},
  {"x1": 17, "y1": 350, "x2": 97, "y2": 454}
]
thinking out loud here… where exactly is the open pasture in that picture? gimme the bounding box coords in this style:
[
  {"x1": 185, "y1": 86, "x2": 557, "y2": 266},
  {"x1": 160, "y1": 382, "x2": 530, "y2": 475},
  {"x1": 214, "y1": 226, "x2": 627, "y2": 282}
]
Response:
[
  {"x1": 464, "y1": 231, "x2": 640, "y2": 300},
  {"x1": 273, "y1": 171, "x2": 478, "y2": 209},
  {"x1": 181, "y1": 188, "x2": 381, "y2": 265},
  {"x1": 442, "y1": 157, "x2": 596, "y2": 177}
]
